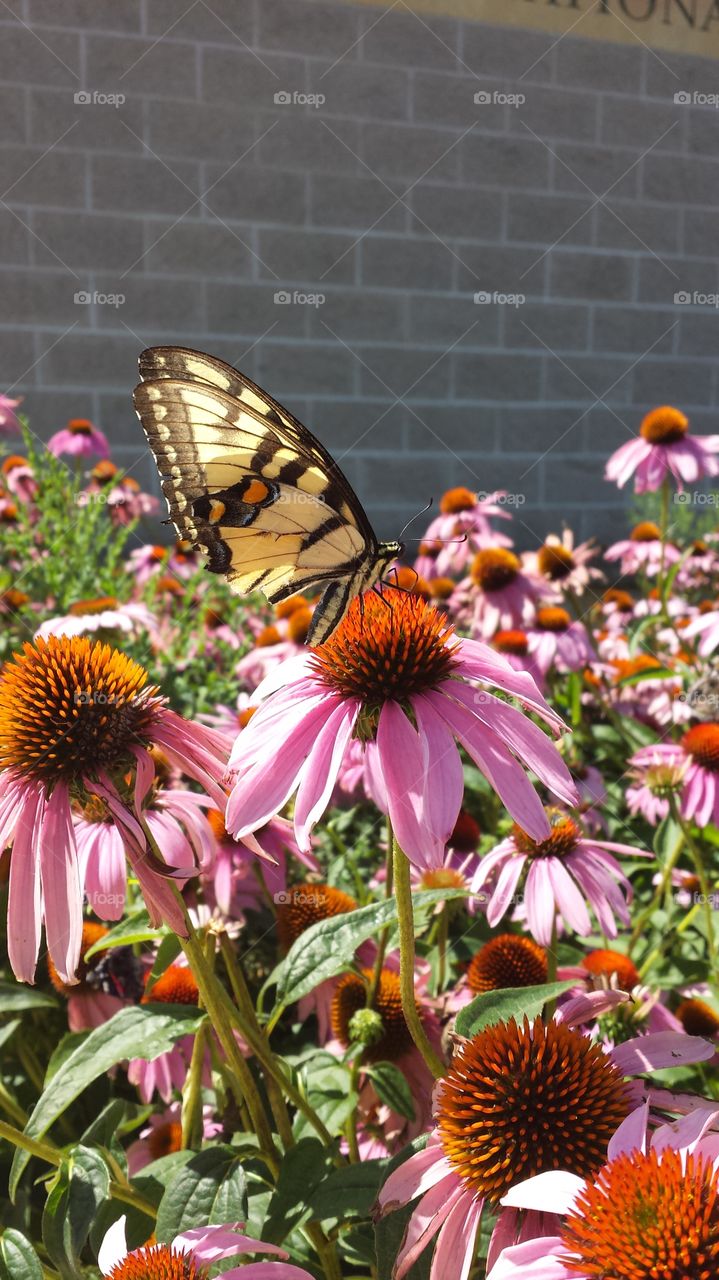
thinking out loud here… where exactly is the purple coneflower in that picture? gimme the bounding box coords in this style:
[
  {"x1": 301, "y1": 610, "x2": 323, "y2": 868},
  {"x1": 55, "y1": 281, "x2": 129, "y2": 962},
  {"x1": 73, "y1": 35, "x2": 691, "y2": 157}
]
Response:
[
  {"x1": 0, "y1": 392, "x2": 23, "y2": 435},
  {"x1": 472, "y1": 812, "x2": 644, "y2": 946},
  {"x1": 0, "y1": 635, "x2": 228, "y2": 983},
  {"x1": 225, "y1": 589, "x2": 577, "y2": 871},
  {"x1": 605, "y1": 405, "x2": 719, "y2": 493},
  {"x1": 99, "y1": 1217, "x2": 315, "y2": 1280},
  {"x1": 47, "y1": 416, "x2": 109, "y2": 458},
  {"x1": 375, "y1": 1011, "x2": 713, "y2": 1279}
]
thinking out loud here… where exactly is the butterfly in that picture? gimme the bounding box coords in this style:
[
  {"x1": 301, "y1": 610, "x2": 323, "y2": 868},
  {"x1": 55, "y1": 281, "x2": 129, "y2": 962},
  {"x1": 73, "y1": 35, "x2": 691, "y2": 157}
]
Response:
[{"x1": 133, "y1": 347, "x2": 404, "y2": 644}]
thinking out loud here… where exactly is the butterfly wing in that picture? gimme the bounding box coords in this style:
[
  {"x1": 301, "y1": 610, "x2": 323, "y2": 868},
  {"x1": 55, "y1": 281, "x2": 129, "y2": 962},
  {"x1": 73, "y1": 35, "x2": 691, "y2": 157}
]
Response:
[{"x1": 134, "y1": 347, "x2": 386, "y2": 641}]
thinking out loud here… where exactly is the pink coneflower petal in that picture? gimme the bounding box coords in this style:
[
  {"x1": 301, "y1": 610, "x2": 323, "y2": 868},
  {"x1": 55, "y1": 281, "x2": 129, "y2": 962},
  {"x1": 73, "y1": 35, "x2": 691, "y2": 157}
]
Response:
[
  {"x1": 544, "y1": 858, "x2": 591, "y2": 937},
  {"x1": 605, "y1": 437, "x2": 649, "y2": 487},
  {"x1": 227, "y1": 699, "x2": 337, "y2": 837},
  {"x1": 294, "y1": 699, "x2": 359, "y2": 847},
  {"x1": 501, "y1": 1169, "x2": 584, "y2": 1215},
  {"x1": 445, "y1": 683, "x2": 576, "y2": 805},
  {"x1": 7, "y1": 784, "x2": 44, "y2": 984},
  {"x1": 76, "y1": 820, "x2": 126, "y2": 920},
  {"x1": 486, "y1": 854, "x2": 526, "y2": 928},
  {"x1": 377, "y1": 1139, "x2": 454, "y2": 1209},
  {"x1": 607, "y1": 1102, "x2": 649, "y2": 1160},
  {"x1": 611, "y1": 1032, "x2": 715, "y2": 1074},
  {"x1": 431, "y1": 1192, "x2": 484, "y2": 1280},
  {"x1": 524, "y1": 859, "x2": 557, "y2": 946},
  {"x1": 39, "y1": 783, "x2": 82, "y2": 984},
  {"x1": 175, "y1": 1224, "x2": 286, "y2": 1261},
  {"x1": 414, "y1": 695, "x2": 465, "y2": 850},
  {"x1": 377, "y1": 701, "x2": 437, "y2": 869},
  {"x1": 396, "y1": 1179, "x2": 466, "y2": 1279},
  {"x1": 430, "y1": 695, "x2": 550, "y2": 842},
  {"x1": 455, "y1": 642, "x2": 563, "y2": 730}
]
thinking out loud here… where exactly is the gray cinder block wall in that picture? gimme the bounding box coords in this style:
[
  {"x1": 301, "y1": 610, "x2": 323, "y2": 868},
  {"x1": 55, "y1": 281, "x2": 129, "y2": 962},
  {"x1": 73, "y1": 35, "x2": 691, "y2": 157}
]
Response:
[{"x1": 1, "y1": 0, "x2": 719, "y2": 544}]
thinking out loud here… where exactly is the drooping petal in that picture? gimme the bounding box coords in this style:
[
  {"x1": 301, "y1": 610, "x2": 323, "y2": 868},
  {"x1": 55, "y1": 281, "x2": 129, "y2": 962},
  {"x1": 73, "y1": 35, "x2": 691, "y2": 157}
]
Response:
[
  {"x1": 414, "y1": 694, "x2": 464, "y2": 856},
  {"x1": 7, "y1": 783, "x2": 44, "y2": 983},
  {"x1": 39, "y1": 782, "x2": 82, "y2": 985},
  {"x1": 430, "y1": 1190, "x2": 483, "y2": 1280},
  {"x1": 486, "y1": 1236, "x2": 570, "y2": 1280},
  {"x1": 376, "y1": 701, "x2": 440, "y2": 869},
  {"x1": 293, "y1": 699, "x2": 359, "y2": 848},
  {"x1": 524, "y1": 859, "x2": 557, "y2": 947},
  {"x1": 396, "y1": 1180, "x2": 466, "y2": 1280},
  {"x1": 98, "y1": 1215, "x2": 129, "y2": 1274},
  {"x1": 611, "y1": 1031, "x2": 715, "y2": 1075},
  {"x1": 501, "y1": 1170, "x2": 584, "y2": 1215},
  {"x1": 544, "y1": 857, "x2": 592, "y2": 937}
]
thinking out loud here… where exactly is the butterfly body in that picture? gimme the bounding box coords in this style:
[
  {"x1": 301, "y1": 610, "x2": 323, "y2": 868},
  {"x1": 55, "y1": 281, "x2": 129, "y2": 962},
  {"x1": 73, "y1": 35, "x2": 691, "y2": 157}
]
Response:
[{"x1": 134, "y1": 346, "x2": 403, "y2": 644}]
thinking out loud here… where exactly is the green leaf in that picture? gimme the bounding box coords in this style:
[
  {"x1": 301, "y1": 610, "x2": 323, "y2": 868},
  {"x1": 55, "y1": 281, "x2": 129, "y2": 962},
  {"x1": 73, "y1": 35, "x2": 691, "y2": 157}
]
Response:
[
  {"x1": 308, "y1": 1161, "x2": 387, "y2": 1221},
  {"x1": 155, "y1": 1146, "x2": 240, "y2": 1242},
  {"x1": 0, "y1": 1019, "x2": 20, "y2": 1052},
  {"x1": 262, "y1": 1139, "x2": 334, "y2": 1245},
  {"x1": 0, "y1": 1230, "x2": 43, "y2": 1280},
  {"x1": 365, "y1": 1062, "x2": 415, "y2": 1121},
  {"x1": 653, "y1": 814, "x2": 682, "y2": 862},
  {"x1": 42, "y1": 1145, "x2": 110, "y2": 1278},
  {"x1": 294, "y1": 1060, "x2": 358, "y2": 1142},
  {"x1": 83, "y1": 911, "x2": 162, "y2": 959},
  {"x1": 0, "y1": 983, "x2": 57, "y2": 1014},
  {"x1": 10, "y1": 1005, "x2": 204, "y2": 1199},
  {"x1": 269, "y1": 889, "x2": 467, "y2": 1017},
  {"x1": 210, "y1": 1160, "x2": 249, "y2": 1224},
  {"x1": 455, "y1": 982, "x2": 575, "y2": 1039}
]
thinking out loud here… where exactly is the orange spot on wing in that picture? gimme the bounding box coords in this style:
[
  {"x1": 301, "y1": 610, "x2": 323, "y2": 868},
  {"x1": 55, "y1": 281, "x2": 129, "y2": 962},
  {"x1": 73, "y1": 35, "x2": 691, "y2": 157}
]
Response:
[{"x1": 243, "y1": 479, "x2": 270, "y2": 505}]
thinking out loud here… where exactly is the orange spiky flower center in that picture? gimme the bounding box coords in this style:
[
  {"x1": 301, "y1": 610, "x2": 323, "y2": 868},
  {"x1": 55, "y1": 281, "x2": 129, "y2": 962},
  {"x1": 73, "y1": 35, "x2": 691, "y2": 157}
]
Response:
[
  {"x1": 331, "y1": 967, "x2": 415, "y2": 1063},
  {"x1": 493, "y1": 629, "x2": 528, "y2": 656},
  {"x1": 47, "y1": 921, "x2": 109, "y2": 996},
  {"x1": 471, "y1": 548, "x2": 521, "y2": 593},
  {"x1": 560, "y1": 1148, "x2": 719, "y2": 1279},
  {"x1": 611, "y1": 655, "x2": 664, "y2": 684},
  {"x1": 440, "y1": 486, "x2": 476, "y2": 514},
  {"x1": 536, "y1": 606, "x2": 571, "y2": 633},
  {"x1": 276, "y1": 882, "x2": 357, "y2": 950},
  {"x1": 682, "y1": 723, "x2": 719, "y2": 772},
  {"x1": 1, "y1": 454, "x2": 28, "y2": 475},
  {"x1": 582, "y1": 949, "x2": 639, "y2": 991},
  {"x1": 0, "y1": 636, "x2": 160, "y2": 784},
  {"x1": 512, "y1": 813, "x2": 581, "y2": 859},
  {"x1": 91, "y1": 460, "x2": 119, "y2": 484},
  {"x1": 603, "y1": 589, "x2": 635, "y2": 612},
  {"x1": 310, "y1": 589, "x2": 458, "y2": 706},
  {"x1": 436, "y1": 1016, "x2": 632, "y2": 1204},
  {"x1": 147, "y1": 1120, "x2": 184, "y2": 1161},
  {"x1": 68, "y1": 418, "x2": 95, "y2": 436},
  {"x1": 467, "y1": 934, "x2": 547, "y2": 994},
  {"x1": 67, "y1": 596, "x2": 119, "y2": 616},
  {"x1": 675, "y1": 997, "x2": 719, "y2": 1038},
  {"x1": 106, "y1": 1244, "x2": 206, "y2": 1280},
  {"x1": 537, "y1": 543, "x2": 574, "y2": 580},
  {"x1": 143, "y1": 964, "x2": 199, "y2": 1006},
  {"x1": 630, "y1": 521, "x2": 661, "y2": 543},
  {"x1": 640, "y1": 406, "x2": 689, "y2": 445}
]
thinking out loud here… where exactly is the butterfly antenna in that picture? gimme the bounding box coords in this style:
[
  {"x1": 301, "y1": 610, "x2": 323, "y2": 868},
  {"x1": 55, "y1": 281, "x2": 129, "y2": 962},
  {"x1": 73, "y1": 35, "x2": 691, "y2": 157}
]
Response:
[{"x1": 398, "y1": 498, "x2": 433, "y2": 542}]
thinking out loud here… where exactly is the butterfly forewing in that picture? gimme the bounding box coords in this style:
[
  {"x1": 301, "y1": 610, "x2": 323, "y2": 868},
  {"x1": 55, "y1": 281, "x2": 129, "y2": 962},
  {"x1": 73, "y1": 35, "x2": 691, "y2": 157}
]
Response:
[{"x1": 134, "y1": 346, "x2": 401, "y2": 642}]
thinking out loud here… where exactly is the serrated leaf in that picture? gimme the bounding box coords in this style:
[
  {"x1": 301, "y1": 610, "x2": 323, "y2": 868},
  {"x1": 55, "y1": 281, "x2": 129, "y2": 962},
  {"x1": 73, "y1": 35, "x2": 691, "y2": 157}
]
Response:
[
  {"x1": 0, "y1": 983, "x2": 57, "y2": 1014},
  {"x1": 155, "y1": 1146, "x2": 238, "y2": 1242},
  {"x1": 365, "y1": 1062, "x2": 415, "y2": 1121},
  {"x1": 0, "y1": 1230, "x2": 43, "y2": 1280},
  {"x1": 42, "y1": 1145, "x2": 109, "y2": 1278},
  {"x1": 454, "y1": 982, "x2": 575, "y2": 1039},
  {"x1": 270, "y1": 889, "x2": 467, "y2": 1016},
  {"x1": 262, "y1": 1139, "x2": 334, "y2": 1245},
  {"x1": 10, "y1": 1005, "x2": 204, "y2": 1199},
  {"x1": 308, "y1": 1161, "x2": 387, "y2": 1221}
]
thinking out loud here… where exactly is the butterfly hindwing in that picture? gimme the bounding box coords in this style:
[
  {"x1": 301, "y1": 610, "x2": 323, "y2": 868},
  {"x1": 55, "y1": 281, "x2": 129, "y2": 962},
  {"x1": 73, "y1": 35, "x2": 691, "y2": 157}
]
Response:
[{"x1": 134, "y1": 348, "x2": 402, "y2": 642}]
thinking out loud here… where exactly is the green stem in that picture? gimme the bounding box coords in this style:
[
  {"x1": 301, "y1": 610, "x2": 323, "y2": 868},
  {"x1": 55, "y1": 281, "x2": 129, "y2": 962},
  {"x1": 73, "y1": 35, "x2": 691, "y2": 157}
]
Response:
[
  {"x1": 657, "y1": 478, "x2": 671, "y2": 616},
  {"x1": 0, "y1": 1081, "x2": 27, "y2": 1128},
  {"x1": 392, "y1": 834, "x2": 445, "y2": 1080},
  {"x1": 176, "y1": 908, "x2": 279, "y2": 1174},
  {"x1": 437, "y1": 904, "x2": 449, "y2": 993},
  {"x1": 629, "y1": 824, "x2": 685, "y2": 954},
  {"x1": 670, "y1": 796, "x2": 716, "y2": 970},
  {"x1": 0, "y1": 1121, "x2": 157, "y2": 1219},
  {"x1": 181, "y1": 1020, "x2": 208, "y2": 1151},
  {"x1": 366, "y1": 819, "x2": 394, "y2": 1007}
]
